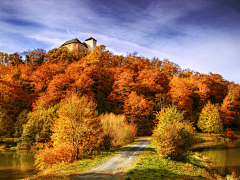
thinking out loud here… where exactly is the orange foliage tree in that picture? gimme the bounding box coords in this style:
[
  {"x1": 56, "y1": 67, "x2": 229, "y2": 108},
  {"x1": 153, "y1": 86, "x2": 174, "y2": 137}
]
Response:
[
  {"x1": 108, "y1": 67, "x2": 135, "y2": 113},
  {"x1": 47, "y1": 47, "x2": 81, "y2": 64},
  {"x1": 181, "y1": 75, "x2": 210, "y2": 123},
  {"x1": 219, "y1": 83, "x2": 240, "y2": 128},
  {"x1": 0, "y1": 65, "x2": 32, "y2": 119},
  {"x1": 30, "y1": 63, "x2": 64, "y2": 94},
  {"x1": 168, "y1": 76, "x2": 193, "y2": 117},
  {"x1": 76, "y1": 46, "x2": 115, "y2": 114},
  {"x1": 24, "y1": 49, "x2": 48, "y2": 65},
  {"x1": 135, "y1": 69, "x2": 167, "y2": 98},
  {"x1": 160, "y1": 59, "x2": 181, "y2": 81},
  {"x1": 65, "y1": 61, "x2": 95, "y2": 97},
  {"x1": 51, "y1": 93, "x2": 102, "y2": 160},
  {"x1": 0, "y1": 52, "x2": 24, "y2": 66},
  {"x1": 124, "y1": 91, "x2": 154, "y2": 135},
  {"x1": 203, "y1": 73, "x2": 228, "y2": 104},
  {"x1": 36, "y1": 74, "x2": 73, "y2": 106},
  {"x1": 220, "y1": 95, "x2": 236, "y2": 127}
]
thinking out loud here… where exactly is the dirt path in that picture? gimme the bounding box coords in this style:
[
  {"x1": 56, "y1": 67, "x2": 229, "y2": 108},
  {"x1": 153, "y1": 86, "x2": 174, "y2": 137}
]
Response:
[{"x1": 72, "y1": 138, "x2": 150, "y2": 180}]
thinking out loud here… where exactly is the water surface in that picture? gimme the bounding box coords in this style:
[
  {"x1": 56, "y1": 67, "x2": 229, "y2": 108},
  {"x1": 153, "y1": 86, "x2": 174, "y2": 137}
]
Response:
[
  {"x1": 194, "y1": 139, "x2": 240, "y2": 176},
  {"x1": 0, "y1": 149, "x2": 37, "y2": 180}
]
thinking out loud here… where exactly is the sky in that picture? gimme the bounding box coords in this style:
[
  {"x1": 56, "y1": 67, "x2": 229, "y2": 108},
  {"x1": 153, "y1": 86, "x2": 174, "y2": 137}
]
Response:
[{"x1": 0, "y1": 0, "x2": 240, "y2": 84}]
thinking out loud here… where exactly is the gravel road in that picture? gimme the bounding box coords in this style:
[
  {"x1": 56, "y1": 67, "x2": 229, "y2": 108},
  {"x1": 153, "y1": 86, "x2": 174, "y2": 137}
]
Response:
[{"x1": 72, "y1": 138, "x2": 150, "y2": 180}]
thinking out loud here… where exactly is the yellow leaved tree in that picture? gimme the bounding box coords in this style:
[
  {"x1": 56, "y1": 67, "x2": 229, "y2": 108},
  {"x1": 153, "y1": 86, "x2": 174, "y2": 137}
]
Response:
[{"x1": 198, "y1": 101, "x2": 223, "y2": 133}]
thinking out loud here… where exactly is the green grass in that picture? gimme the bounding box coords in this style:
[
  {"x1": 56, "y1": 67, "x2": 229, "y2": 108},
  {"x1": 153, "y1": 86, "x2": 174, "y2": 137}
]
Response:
[
  {"x1": 25, "y1": 138, "x2": 141, "y2": 180},
  {"x1": 234, "y1": 131, "x2": 240, "y2": 136},
  {"x1": 122, "y1": 142, "x2": 223, "y2": 180}
]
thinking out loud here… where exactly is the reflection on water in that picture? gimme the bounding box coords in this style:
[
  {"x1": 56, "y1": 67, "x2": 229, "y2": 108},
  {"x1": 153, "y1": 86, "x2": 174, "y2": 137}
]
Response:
[
  {"x1": 0, "y1": 149, "x2": 37, "y2": 180},
  {"x1": 194, "y1": 139, "x2": 240, "y2": 176}
]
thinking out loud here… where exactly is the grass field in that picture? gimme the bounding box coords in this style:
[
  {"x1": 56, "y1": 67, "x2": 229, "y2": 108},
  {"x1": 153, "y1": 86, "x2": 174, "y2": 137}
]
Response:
[{"x1": 122, "y1": 142, "x2": 225, "y2": 180}]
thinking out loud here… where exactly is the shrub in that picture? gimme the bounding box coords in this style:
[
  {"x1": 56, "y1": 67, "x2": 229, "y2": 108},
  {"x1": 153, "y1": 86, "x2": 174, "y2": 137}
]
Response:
[
  {"x1": 152, "y1": 105, "x2": 196, "y2": 160},
  {"x1": 224, "y1": 128, "x2": 238, "y2": 140},
  {"x1": 34, "y1": 142, "x2": 75, "y2": 172},
  {"x1": 99, "y1": 112, "x2": 137, "y2": 149},
  {"x1": 197, "y1": 101, "x2": 223, "y2": 133}
]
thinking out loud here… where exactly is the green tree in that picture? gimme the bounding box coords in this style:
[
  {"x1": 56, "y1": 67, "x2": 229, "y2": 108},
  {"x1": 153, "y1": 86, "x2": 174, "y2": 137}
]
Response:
[
  {"x1": 197, "y1": 101, "x2": 223, "y2": 133},
  {"x1": 14, "y1": 110, "x2": 29, "y2": 138},
  {"x1": 21, "y1": 102, "x2": 59, "y2": 147}
]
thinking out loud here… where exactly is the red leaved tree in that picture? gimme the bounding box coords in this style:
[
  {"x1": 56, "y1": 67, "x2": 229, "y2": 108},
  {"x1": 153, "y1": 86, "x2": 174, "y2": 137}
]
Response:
[
  {"x1": 124, "y1": 91, "x2": 154, "y2": 135},
  {"x1": 168, "y1": 76, "x2": 193, "y2": 117}
]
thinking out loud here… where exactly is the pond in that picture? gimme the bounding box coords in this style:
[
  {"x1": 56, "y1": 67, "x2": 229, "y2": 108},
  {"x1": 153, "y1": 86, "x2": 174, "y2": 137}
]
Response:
[
  {"x1": 193, "y1": 139, "x2": 240, "y2": 177},
  {"x1": 0, "y1": 149, "x2": 37, "y2": 180}
]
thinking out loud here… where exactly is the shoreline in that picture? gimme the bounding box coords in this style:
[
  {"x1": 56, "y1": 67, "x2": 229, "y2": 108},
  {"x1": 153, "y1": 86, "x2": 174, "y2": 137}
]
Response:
[{"x1": 195, "y1": 132, "x2": 240, "y2": 143}]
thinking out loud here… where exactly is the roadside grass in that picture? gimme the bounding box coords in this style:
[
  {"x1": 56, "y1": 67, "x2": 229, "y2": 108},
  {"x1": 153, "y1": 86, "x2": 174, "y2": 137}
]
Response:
[
  {"x1": 25, "y1": 138, "x2": 141, "y2": 180},
  {"x1": 234, "y1": 131, "x2": 240, "y2": 136},
  {"x1": 122, "y1": 142, "x2": 224, "y2": 180}
]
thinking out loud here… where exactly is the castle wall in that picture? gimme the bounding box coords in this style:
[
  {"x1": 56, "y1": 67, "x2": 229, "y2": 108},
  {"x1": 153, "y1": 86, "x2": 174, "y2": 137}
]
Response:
[
  {"x1": 85, "y1": 39, "x2": 96, "y2": 52},
  {"x1": 63, "y1": 43, "x2": 86, "y2": 55}
]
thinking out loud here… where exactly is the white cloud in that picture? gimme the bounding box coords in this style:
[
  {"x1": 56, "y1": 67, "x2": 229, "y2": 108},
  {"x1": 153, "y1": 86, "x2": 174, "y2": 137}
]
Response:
[
  {"x1": 1, "y1": 0, "x2": 240, "y2": 83},
  {"x1": 28, "y1": 35, "x2": 63, "y2": 49}
]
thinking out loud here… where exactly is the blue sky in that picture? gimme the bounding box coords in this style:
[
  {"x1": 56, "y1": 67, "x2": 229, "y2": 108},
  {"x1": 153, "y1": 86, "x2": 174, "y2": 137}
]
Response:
[{"x1": 1, "y1": 0, "x2": 240, "y2": 84}]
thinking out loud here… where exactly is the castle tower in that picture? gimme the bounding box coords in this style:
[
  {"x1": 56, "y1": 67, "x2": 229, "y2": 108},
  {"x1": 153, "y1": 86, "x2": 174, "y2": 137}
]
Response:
[{"x1": 85, "y1": 37, "x2": 97, "y2": 52}]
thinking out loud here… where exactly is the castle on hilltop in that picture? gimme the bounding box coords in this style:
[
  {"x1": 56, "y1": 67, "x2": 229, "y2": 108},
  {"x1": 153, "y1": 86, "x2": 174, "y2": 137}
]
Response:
[{"x1": 60, "y1": 37, "x2": 97, "y2": 55}]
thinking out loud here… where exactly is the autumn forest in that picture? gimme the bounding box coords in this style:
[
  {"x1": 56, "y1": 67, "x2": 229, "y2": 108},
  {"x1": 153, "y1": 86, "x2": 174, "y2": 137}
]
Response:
[{"x1": 0, "y1": 45, "x2": 240, "y2": 165}]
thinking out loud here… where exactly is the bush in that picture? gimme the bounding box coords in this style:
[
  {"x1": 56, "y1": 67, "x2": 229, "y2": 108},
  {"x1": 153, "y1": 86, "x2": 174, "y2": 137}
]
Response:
[
  {"x1": 152, "y1": 105, "x2": 196, "y2": 160},
  {"x1": 99, "y1": 112, "x2": 137, "y2": 149},
  {"x1": 197, "y1": 101, "x2": 223, "y2": 133},
  {"x1": 34, "y1": 142, "x2": 75, "y2": 172},
  {"x1": 224, "y1": 128, "x2": 238, "y2": 140}
]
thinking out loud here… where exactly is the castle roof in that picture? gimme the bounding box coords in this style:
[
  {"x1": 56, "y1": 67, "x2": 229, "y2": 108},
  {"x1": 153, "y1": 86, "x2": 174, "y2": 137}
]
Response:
[
  {"x1": 60, "y1": 38, "x2": 82, "y2": 47},
  {"x1": 85, "y1": 37, "x2": 97, "y2": 41}
]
